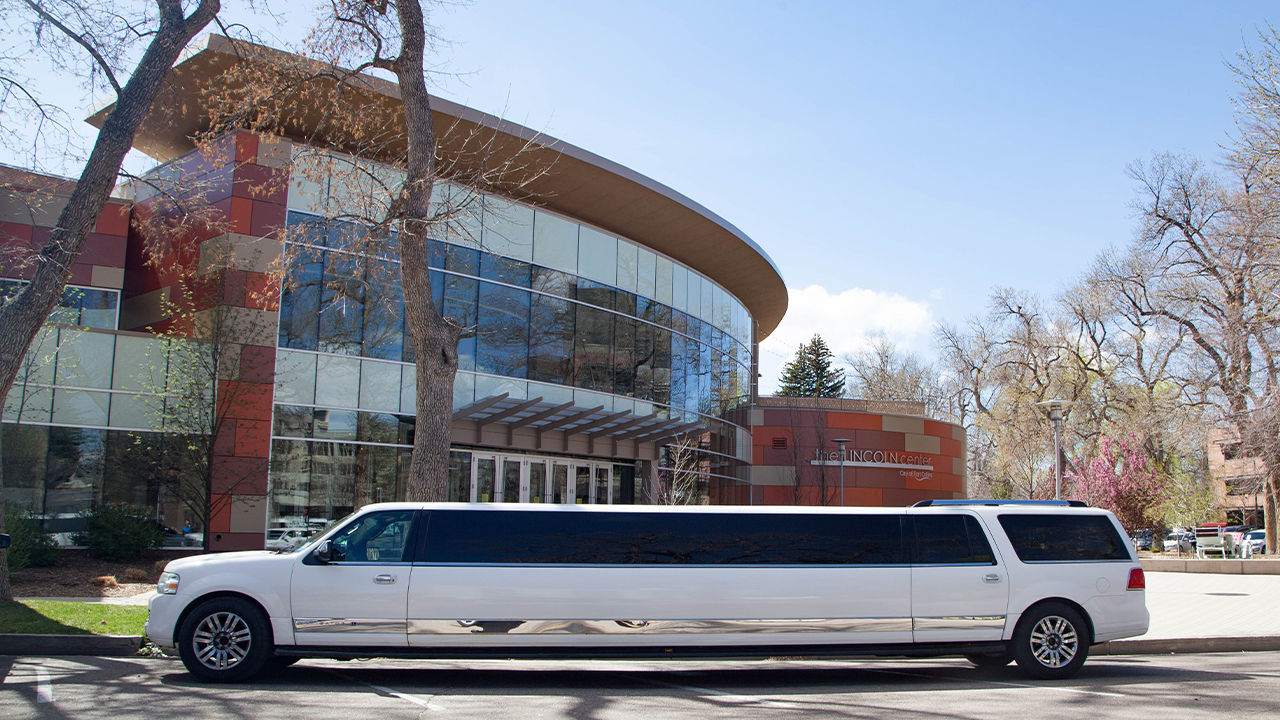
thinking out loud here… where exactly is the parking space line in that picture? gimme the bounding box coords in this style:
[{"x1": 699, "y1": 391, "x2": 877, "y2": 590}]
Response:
[
  {"x1": 863, "y1": 667, "x2": 1124, "y2": 697},
  {"x1": 35, "y1": 667, "x2": 53, "y2": 704},
  {"x1": 324, "y1": 669, "x2": 445, "y2": 711},
  {"x1": 630, "y1": 675, "x2": 797, "y2": 709}
]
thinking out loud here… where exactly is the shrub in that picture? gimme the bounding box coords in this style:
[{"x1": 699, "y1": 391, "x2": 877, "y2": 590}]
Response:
[
  {"x1": 82, "y1": 504, "x2": 163, "y2": 561},
  {"x1": 2, "y1": 504, "x2": 62, "y2": 571}
]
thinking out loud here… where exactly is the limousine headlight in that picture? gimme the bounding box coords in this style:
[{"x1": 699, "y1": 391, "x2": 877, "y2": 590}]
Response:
[{"x1": 157, "y1": 572, "x2": 180, "y2": 595}]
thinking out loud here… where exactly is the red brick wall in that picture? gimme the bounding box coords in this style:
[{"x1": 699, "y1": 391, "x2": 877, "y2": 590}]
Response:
[{"x1": 751, "y1": 407, "x2": 966, "y2": 507}]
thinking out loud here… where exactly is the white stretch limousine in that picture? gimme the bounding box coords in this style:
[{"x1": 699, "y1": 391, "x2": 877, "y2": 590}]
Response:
[{"x1": 148, "y1": 500, "x2": 1149, "y2": 682}]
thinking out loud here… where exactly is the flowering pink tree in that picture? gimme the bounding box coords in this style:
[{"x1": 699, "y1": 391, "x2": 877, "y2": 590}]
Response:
[{"x1": 1066, "y1": 435, "x2": 1168, "y2": 532}]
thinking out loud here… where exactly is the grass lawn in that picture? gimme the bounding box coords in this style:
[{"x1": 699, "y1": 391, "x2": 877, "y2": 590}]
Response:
[{"x1": 0, "y1": 600, "x2": 148, "y2": 636}]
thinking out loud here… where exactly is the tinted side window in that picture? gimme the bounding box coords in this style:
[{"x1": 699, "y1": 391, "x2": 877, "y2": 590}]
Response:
[
  {"x1": 997, "y1": 514, "x2": 1131, "y2": 562},
  {"x1": 422, "y1": 511, "x2": 906, "y2": 565},
  {"x1": 915, "y1": 515, "x2": 996, "y2": 565},
  {"x1": 329, "y1": 510, "x2": 416, "y2": 562}
]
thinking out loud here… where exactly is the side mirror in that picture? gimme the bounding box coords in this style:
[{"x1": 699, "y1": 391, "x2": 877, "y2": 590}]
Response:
[
  {"x1": 0, "y1": 534, "x2": 10, "y2": 550},
  {"x1": 312, "y1": 540, "x2": 332, "y2": 564}
]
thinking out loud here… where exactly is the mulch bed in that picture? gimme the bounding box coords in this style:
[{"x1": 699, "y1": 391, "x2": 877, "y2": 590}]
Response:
[{"x1": 10, "y1": 549, "x2": 201, "y2": 598}]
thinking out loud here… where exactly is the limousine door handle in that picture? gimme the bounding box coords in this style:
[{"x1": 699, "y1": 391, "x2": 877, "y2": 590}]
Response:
[
  {"x1": 983, "y1": 573, "x2": 1002, "y2": 584},
  {"x1": 374, "y1": 574, "x2": 398, "y2": 585}
]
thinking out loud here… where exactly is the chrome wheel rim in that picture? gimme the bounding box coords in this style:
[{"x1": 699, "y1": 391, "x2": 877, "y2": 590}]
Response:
[
  {"x1": 1029, "y1": 615, "x2": 1078, "y2": 668},
  {"x1": 192, "y1": 611, "x2": 252, "y2": 671}
]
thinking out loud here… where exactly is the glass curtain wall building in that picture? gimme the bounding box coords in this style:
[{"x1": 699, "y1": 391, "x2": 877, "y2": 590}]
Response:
[{"x1": 270, "y1": 169, "x2": 764, "y2": 525}]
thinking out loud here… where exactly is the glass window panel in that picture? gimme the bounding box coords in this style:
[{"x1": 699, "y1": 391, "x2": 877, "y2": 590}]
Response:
[
  {"x1": 614, "y1": 315, "x2": 636, "y2": 397},
  {"x1": 476, "y1": 282, "x2": 530, "y2": 379},
  {"x1": 997, "y1": 514, "x2": 1131, "y2": 561},
  {"x1": 274, "y1": 349, "x2": 317, "y2": 405},
  {"x1": 363, "y1": 259, "x2": 404, "y2": 361},
  {"x1": 576, "y1": 280, "x2": 617, "y2": 312},
  {"x1": 448, "y1": 450, "x2": 472, "y2": 502},
  {"x1": 107, "y1": 393, "x2": 156, "y2": 430},
  {"x1": 476, "y1": 457, "x2": 497, "y2": 503},
  {"x1": 552, "y1": 463, "x2": 569, "y2": 504},
  {"x1": 55, "y1": 330, "x2": 114, "y2": 389},
  {"x1": 452, "y1": 371, "x2": 475, "y2": 410},
  {"x1": 42, "y1": 427, "x2": 106, "y2": 517},
  {"x1": 439, "y1": 184, "x2": 483, "y2": 249},
  {"x1": 655, "y1": 256, "x2": 674, "y2": 306},
  {"x1": 634, "y1": 321, "x2": 654, "y2": 401},
  {"x1": 445, "y1": 244, "x2": 480, "y2": 275},
  {"x1": 685, "y1": 272, "x2": 702, "y2": 320},
  {"x1": 328, "y1": 509, "x2": 415, "y2": 562},
  {"x1": 313, "y1": 409, "x2": 358, "y2": 441},
  {"x1": 480, "y1": 253, "x2": 532, "y2": 288},
  {"x1": 532, "y1": 210, "x2": 578, "y2": 273},
  {"x1": 575, "y1": 466, "x2": 590, "y2": 504},
  {"x1": 358, "y1": 411, "x2": 400, "y2": 445},
  {"x1": 482, "y1": 196, "x2": 535, "y2": 261},
  {"x1": 502, "y1": 459, "x2": 521, "y2": 503},
  {"x1": 528, "y1": 294, "x2": 574, "y2": 385},
  {"x1": 269, "y1": 438, "x2": 311, "y2": 522},
  {"x1": 314, "y1": 354, "x2": 361, "y2": 408},
  {"x1": 530, "y1": 379, "x2": 574, "y2": 405},
  {"x1": 443, "y1": 275, "x2": 478, "y2": 371},
  {"x1": 531, "y1": 266, "x2": 576, "y2": 299},
  {"x1": 274, "y1": 405, "x2": 315, "y2": 438},
  {"x1": 111, "y1": 335, "x2": 164, "y2": 392},
  {"x1": 637, "y1": 247, "x2": 657, "y2": 299},
  {"x1": 359, "y1": 359, "x2": 402, "y2": 412},
  {"x1": 5, "y1": 383, "x2": 52, "y2": 424},
  {"x1": 278, "y1": 251, "x2": 323, "y2": 351},
  {"x1": 317, "y1": 250, "x2": 365, "y2": 355},
  {"x1": 17, "y1": 327, "x2": 59, "y2": 387},
  {"x1": 400, "y1": 363, "x2": 416, "y2": 414},
  {"x1": 426, "y1": 238, "x2": 447, "y2": 269},
  {"x1": 474, "y1": 375, "x2": 528, "y2": 402},
  {"x1": 594, "y1": 466, "x2": 610, "y2": 505},
  {"x1": 78, "y1": 289, "x2": 118, "y2": 329},
  {"x1": 574, "y1": 305, "x2": 613, "y2": 392},
  {"x1": 1, "y1": 423, "x2": 48, "y2": 511},
  {"x1": 616, "y1": 241, "x2": 638, "y2": 293},
  {"x1": 52, "y1": 389, "x2": 110, "y2": 426},
  {"x1": 576, "y1": 226, "x2": 617, "y2": 285},
  {"x1": 528, "y1": 461, "x2": 547, "y2": 503},
  {"x1": 701, "y1": 278, "x2": 715, "y2": 325},
  {"x1": 671, "y1": 264, "x2": 687, "y2": 312}
]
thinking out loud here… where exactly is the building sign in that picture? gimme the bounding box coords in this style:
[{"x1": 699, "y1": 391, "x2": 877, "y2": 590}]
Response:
[{"x1": 810, "y1": 449, "x2": 933, "y2": 482}]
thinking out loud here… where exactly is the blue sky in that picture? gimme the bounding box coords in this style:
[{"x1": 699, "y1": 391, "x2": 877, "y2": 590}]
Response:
[{"x1": 6, "y1": 1, "x2": 1274, "y2": 391}]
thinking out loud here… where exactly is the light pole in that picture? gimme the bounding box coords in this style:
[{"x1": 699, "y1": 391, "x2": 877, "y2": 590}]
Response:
[
  {"x1": 834, "y1": 438, "x2": 851, "y2": 506},
  {"x1": 1035, "y1": 400, "x2": 1073, "y2": 500}
]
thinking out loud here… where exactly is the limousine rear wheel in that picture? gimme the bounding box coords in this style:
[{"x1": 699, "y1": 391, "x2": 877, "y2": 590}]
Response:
[
  {"x1": 178, "y1": 597, "x2": 272, "y2": 683},
  {"x1": 1012, "y1": 603, "x2": 1089, "y2": 679}
]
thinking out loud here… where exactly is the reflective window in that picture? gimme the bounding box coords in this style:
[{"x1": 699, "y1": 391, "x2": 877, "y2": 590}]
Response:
[
  {"x1": 532, "y1": 210, "x2": 578, "y2": 273},
  {"x1": 476, "y1": 282, "x2": 529, "y2": 379},
  {"x1": 616, "y1": 240, "x2": 638, "y2": 293},
  {"x1": 482, "y1": 196, "x2": 534, "y2": 261},
  {"x1": 636, "y1": 248, "x2": 656, "y2": 299},
  {"x1": 574, "y1": 305, "x2": 613, "y2": 392},
  {"x1": 914, "y1": 515, "x2": 996, "y2": 565},
  {"x1": 577, "y1": 226, "x2": 617, "y2": 285},
  {"x1": 528, "y1": 294, "x2": 574, "y2": 384},
  {"x1": 329, "y1": 510, "x2": 416, "y2": 563},
  {"x1": 998, "y1": 514, "x2": 1132, "y2": 562},
  {"x1": 422, "y1": 510, "x2": 906, "y2": 565}
]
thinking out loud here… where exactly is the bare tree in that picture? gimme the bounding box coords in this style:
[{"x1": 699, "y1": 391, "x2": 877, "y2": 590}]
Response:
[
  {"x1": 200, "y1": 1, "x2": 549, "y2": 502},
  {"x1": 0, "y1": 0, "x2": 221, "y2": 602},
  {"x1": 843, "y1": 336, "x2": 952, "y2": 419}
]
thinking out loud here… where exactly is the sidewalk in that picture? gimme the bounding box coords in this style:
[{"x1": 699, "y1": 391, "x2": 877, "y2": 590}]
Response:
[
  {"x1": 18, "y1": 593, "x2": 155, "y2": 607},
  {"x1": 1139, "y1": 571, "x2": 1280, "y2": 639}
]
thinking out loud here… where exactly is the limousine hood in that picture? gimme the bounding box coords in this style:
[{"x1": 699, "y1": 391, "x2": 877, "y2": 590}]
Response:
[{"x1": 161, "y1": 550, "x2": 285, "y2": 574}]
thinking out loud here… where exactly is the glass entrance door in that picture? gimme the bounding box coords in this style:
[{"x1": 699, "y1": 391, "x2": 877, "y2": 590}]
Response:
[
  {"x1": 473, "y1": 455, "x2": 496, "y2": 502},
  {"x1": 465, "y1": 453, "x2": 618, "y2": 505}
]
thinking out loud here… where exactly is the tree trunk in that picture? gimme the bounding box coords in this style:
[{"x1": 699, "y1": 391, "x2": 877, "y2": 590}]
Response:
[
  {"x1": 0, "y1": 0, "x2": 219, "y2": 601},
  {"x1": 1266, "y1": 472, "x2": 1278, "y2": 555},
  {"x1": 391, "y1": 0, "x2": 461, "y2": 501}
]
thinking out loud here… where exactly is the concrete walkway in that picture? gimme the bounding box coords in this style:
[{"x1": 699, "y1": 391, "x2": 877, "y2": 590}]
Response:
[
  {"x1": 19, "y1": 593, "x2": 155, "y2": 607},
  {"x1": 1140, "y1": 571, "x2": 1280, "y2": 639}
]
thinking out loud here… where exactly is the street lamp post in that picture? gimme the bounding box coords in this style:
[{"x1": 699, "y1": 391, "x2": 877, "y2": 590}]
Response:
[
  {"x1": 834, "y1": 438, "x2": 851, "y2": 507},
  {"x1": 1035, "y1": 400, "x2": 1073, "y2": 500}
]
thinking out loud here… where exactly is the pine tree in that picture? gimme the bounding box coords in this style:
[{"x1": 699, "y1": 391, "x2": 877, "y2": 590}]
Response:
[{"x1": 777, "y1": 335, "x2": 846, "y2": 397}]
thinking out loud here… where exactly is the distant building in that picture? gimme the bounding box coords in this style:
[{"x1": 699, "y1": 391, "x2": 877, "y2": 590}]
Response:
[{"x1": 1207, "y1": 429, "x2": 1267, "y2": 525}]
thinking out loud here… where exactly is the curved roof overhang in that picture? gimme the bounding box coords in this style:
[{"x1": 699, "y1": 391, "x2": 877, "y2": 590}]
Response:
[{"x1": 87, "y1": 35, "x2": 787, "y2": 337}]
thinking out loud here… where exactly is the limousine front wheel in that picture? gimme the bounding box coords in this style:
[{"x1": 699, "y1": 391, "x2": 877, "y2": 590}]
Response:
[
  {"x1": 178, "y1": 597, "x2": 272, "y2": 683},
  {"x1": 1012, "y1": 603, "x2": 1089, "y2": 679}
]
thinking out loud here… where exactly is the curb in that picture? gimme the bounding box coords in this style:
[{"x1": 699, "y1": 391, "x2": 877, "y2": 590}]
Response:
[
  {"x1": 1095, "y1": 635, "x2": 1280, "y2": 655},
  {"x1": 0, "y1": 634, "x2": 143, "y2": 657}
]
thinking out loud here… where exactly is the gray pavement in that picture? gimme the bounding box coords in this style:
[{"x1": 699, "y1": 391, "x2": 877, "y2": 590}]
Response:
[
  {"x1": 3, "y1": 652, "x2": 1279, "y2": 719},
  {"x1": 1142, "y1": 571, "x2": 1280, "y2": 639}
]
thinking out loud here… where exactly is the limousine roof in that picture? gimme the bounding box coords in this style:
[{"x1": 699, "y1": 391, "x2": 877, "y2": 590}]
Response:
[{"x1": 355, "y1": 502, "x2": 1107, "y2": 515}]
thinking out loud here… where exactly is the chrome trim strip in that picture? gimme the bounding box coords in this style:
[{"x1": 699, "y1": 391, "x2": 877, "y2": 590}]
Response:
[
  {"x1": 407, "y1": 617, "x2": 912, "y2": 635},
  {"x1": 410, "y1": 563, "x2": 916, "y2": 569},
  {"x1": 294, "y1": 618, "x2": 409, "y2": 633},
  {"x1": 911, "y1": 616, "x2": 1007, "y2": 632}
]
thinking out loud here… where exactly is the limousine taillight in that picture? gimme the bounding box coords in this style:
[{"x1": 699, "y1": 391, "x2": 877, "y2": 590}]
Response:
[{"x1": 1127, "y1": 567, "x2": 1146, "y2": 590}]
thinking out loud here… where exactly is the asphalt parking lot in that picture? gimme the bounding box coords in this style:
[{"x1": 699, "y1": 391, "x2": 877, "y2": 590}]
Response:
[{"x1": 3, "y1": 652, "x2": 1277, "y2": 719}]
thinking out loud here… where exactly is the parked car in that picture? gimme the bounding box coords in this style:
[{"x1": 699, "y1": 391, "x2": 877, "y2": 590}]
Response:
[
  {"x1": 1243, "y1": 530, "x2": 1267, "y2": 556},
  {"x1": 148, "y1": 500, "x2": 1149, "y2": 684},
  {"x1": 1131, "y1": 530, "x2": 1154, "y2": 551},
  {"x1": 1162, "y1": 532, "x2": 1193, "y2": 553},
  {"x1": 265, "y1": 528, "x2": 311, "y2": 550}
]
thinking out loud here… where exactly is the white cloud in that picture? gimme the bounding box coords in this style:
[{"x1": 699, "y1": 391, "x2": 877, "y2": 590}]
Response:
[{"x1": 758, "y1": 285, "x2": 933, "y2": 394}]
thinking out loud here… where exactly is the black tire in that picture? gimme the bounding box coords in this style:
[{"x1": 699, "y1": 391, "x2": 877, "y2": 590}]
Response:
[
  {"x1": 965, "y1": 649, "x2": 1013, "y2": 668},
  {"x1": 177, "y1": 597, "x2": 273, "y2": 683},
  {"x1": 1011, "y1": 602, "x2": 1090, "y2": 680}
]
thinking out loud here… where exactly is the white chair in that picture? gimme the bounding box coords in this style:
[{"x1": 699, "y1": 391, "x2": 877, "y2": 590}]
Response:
[{"x1": 1197, "y1": 535, "x2": 1227, "y2": 559}]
